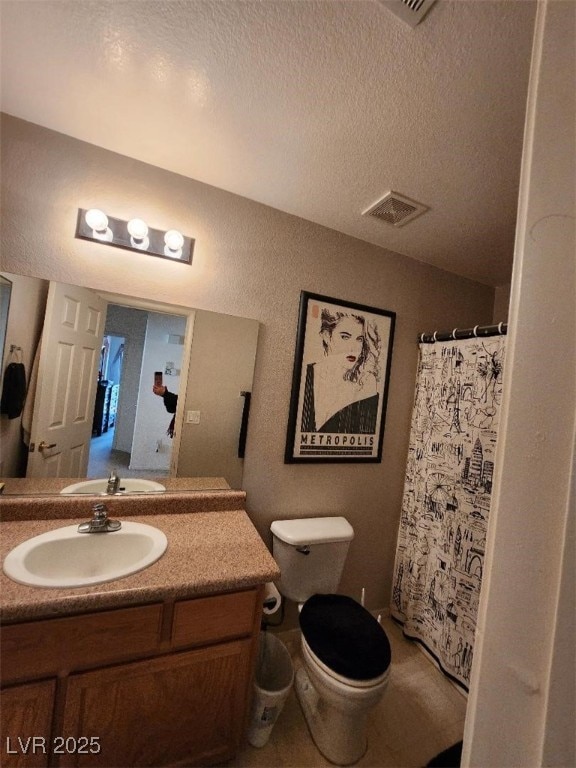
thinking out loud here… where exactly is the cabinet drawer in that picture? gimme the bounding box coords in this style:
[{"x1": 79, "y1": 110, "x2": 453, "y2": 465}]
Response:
[
  {"x1": 1, "y1": 604, "x2": 163, "y2": 685},
  {"x1": 172, "y1": 589, "x2": 258, "y2": 649}
]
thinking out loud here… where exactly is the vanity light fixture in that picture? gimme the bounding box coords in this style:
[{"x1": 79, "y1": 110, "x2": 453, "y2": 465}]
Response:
[
  {"x1": 76, "y1": 209, "x2": 194, "y2": 265},
  {"x1": 127, "y1": 218, "x2": 150, "y2": 250},
  {"x1": 84, "y1": 208, "x2": 113, "y2": 242},
  {"x1": 164, "y1": 229, "x2": 185, "y2": 258}
]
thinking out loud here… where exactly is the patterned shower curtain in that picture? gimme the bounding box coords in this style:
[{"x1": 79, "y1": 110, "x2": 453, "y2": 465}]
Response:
[{"x1": 391, "y1": 335, "x2": 506, "y2": 690}]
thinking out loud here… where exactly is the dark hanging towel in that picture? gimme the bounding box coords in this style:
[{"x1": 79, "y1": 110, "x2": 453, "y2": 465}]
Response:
[{"x1": 0, "y1": 362, "x2": 27, "y2": 419}]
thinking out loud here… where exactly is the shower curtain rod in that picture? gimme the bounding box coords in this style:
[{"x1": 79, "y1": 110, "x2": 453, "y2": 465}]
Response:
[{"x1": 418, "y1": 322, "x2": 508, "y2": 344}]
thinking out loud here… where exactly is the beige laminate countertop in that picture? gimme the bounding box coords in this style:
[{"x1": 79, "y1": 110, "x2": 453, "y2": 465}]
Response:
[{"x1": 0, "y1": 510, "x2": 280, "y2": 624}]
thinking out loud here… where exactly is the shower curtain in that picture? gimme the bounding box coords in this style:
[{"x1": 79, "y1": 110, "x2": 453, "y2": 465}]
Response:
[{"x1": 391, "y1": 334, "x2": 506, "y2": 690}]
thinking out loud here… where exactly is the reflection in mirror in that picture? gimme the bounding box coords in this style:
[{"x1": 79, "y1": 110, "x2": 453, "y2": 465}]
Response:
[
  {"x1": 0, "y1": 272, "x2": 259, "y2": 494},
  {"x1": 0, "y1": 276, "x2": 12, "y2": 374}
]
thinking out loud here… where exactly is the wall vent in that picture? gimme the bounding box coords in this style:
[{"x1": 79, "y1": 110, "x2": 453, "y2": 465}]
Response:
[
  {"x1": 363, "y1": 191, "x2": 429, "y2": 227},
  {"x1": 379, "y1": 0, "x2": 437, "y2": 28}
]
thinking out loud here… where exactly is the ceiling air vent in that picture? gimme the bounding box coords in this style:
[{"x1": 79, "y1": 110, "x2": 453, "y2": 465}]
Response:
[
  {"x1": 363, "y1": 191, "x2": 429, "y2": 227},
  {"x1": 379, "y1": 0, "x2": 437, "y2": 28}
]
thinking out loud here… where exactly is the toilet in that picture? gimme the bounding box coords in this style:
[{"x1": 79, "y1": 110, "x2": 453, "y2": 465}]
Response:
[{"x1": 271, "y1": 516, "x2": 391, "y2": 766}]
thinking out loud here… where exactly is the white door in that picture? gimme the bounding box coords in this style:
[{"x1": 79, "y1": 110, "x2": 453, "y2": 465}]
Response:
[{"x1": 26, "y1": 282, "x2": 107, "y2": 478}]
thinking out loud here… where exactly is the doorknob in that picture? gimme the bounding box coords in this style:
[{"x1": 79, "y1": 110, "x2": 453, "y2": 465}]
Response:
[{"x1": 38, "y1": 441, "x2": 57, "y2": 451}]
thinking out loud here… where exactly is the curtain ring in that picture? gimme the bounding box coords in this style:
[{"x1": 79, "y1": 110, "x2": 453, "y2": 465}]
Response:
[
  {"x1": 451, "y1": 328, "x2": 457, "y2": 340},
  {"x1": 433, "y1": 331, "x2": 438, "y2": 342},
  {"x1": 472, "y1": 325, "x2": 479, "y2": 337},
  {"x1": 419, "y1": 333, "x2": 425, "y2": 343},
  {"x1": 497, "y1": 322, "x2": 504, "y2": 334}
]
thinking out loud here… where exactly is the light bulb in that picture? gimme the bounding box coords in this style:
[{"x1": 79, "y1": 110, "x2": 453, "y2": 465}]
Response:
[
  {"x1": 127, "y1": 218, "x2": 149, "y2": 241},
  {"x1": 85, "y1": 208, "x2": 108, "y2": 232},
  {"x1": 164, "y1": 229, "x2": 184, "y2": 251}
]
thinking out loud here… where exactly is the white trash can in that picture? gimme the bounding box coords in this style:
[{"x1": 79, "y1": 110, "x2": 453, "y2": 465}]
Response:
[{"x1": 247, "y1": 631, "x2": 294, "y2": 748}]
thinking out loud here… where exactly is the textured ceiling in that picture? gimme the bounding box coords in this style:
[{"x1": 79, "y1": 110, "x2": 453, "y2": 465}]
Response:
[{"x1": 0, "y1": 0, "x2": 537, "y2": 286}]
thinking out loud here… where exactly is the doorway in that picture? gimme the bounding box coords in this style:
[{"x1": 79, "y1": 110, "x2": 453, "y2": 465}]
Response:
[
  {"x1": 86, "y1": 304, "x2": 187, "y2": 479},
  {"x1": 87, "y1": 333, "x2": 129, "y2": 478}
]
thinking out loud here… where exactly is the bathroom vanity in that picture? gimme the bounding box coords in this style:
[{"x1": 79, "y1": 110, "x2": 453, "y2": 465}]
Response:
[{"x1": 0, "y1": 493, "x2": 280, "y2": 767}]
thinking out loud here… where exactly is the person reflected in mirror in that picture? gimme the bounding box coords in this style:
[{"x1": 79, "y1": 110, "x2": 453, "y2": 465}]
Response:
[
  {"x1": 152, "y1": 384, "x2": 178, "y2": 438},
  {"x1": 301, "y1": 308, "x2": 382, "y2": 434}
]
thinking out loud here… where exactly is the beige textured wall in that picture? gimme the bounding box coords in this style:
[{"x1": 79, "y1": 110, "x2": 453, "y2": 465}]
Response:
[
  {"x1": 178, "y1": 309, "x2": 259, "y2": 489},
  {"x1": 0, "y1": 114, "x2": 495, "y2": 611},
  {"x1": 131, "y1": 310, "x2": 187, "y2": 471},
  {"x1": 493, "y1": 283, "x2": 511, "y2": 322},
  {"x1": 103, "y1": 304, "x2": 148, "y2": 454}
]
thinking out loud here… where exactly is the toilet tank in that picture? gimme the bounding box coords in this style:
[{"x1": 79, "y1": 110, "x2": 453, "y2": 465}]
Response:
[{"x1": 271, "y1": 517, "x2": 354, "y2": 603}]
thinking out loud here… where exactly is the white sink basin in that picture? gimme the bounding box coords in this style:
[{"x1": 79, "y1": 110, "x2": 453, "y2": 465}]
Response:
[
  {"x1": 60, "y1": 478, "x2": 165, "y2": 494},
  {"x1": 3, "y1": 521, "x2": 168, "y2": 588}
]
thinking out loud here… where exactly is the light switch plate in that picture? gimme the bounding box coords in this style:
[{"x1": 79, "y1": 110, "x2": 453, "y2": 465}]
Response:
[{"x1": 186, "y1": 410, "x2": 201, "y2": 424}]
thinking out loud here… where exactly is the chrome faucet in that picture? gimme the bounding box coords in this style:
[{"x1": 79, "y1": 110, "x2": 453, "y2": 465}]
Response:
[
  {"x1": 106, "y1": 469, "x2": 121, "y2": 494},
  {"x1": 78, "y1": 502, "x2": 122, "y2": 533}
]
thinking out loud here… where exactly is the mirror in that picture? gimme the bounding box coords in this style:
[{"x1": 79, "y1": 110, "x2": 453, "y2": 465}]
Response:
[
  {"x1": 0, "y1": 271, "x2": 260, "y2": 494},
  {"x1": 0, "y1": 276, "x2": 12, "y2": 374}
]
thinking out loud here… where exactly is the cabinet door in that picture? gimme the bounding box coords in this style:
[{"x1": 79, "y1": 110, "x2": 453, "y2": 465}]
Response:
[
  {"x1": 59, "y1": 639, "x2": 252, "y2": 767},
  {"x1": 1, "y1": 680, "x2": 55, "y2": 768}
]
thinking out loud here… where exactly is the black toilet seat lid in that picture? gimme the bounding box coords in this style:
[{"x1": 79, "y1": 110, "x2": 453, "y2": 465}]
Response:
[{"x1": 299, "y1": 594, "x2": 391, "y2": 681}]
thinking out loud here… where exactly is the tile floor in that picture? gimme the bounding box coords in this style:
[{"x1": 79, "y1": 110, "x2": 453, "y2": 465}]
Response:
[{"x1": 229, "y1": 616, "x2": 466, "y2": 768}]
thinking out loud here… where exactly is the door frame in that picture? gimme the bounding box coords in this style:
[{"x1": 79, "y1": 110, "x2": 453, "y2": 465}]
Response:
[{"x1": 96, "y1": 290, "x2": 195, "y2": 478}]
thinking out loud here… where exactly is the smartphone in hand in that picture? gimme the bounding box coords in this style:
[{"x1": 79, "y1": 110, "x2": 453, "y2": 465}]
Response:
[{"x1": 154, "y1": 371, "x2": 163, "y2": 387}]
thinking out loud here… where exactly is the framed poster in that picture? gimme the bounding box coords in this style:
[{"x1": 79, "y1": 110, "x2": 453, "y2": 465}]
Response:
[{"x1": 284, "y1": 291, "x2": 396, "y2": 463}]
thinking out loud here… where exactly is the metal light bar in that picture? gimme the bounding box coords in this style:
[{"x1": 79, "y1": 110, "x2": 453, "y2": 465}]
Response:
[{"x1": 75, "y1": 209, "x2": 194, "y2": 265}]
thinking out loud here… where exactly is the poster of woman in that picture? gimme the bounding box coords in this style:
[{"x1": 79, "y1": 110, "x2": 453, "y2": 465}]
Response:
[{"x1": 285, "y1": 291, "x2": 395, "y2": 462}]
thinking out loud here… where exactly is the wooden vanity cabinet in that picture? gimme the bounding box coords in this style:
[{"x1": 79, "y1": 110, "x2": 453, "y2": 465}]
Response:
[
  {"x1": 1, "y1": 680, "x2": 55, "y2": 768},
  {"x1": 0, "y1": 587, "x2": 263, "y2": 768}
]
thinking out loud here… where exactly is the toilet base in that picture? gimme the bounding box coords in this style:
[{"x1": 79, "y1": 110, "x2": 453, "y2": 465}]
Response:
[{"x1": 295, "y1": 666, "x2": 368, "y2": 766}]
